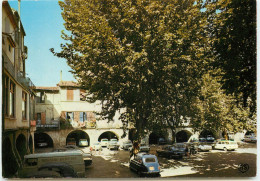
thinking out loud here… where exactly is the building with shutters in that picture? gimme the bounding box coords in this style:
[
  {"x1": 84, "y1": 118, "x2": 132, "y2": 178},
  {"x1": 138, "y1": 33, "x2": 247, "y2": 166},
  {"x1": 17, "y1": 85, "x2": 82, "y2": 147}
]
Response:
[
  {"x1": 2, "y1": 1, "x2": 36, "y2": 177},
  {"x1": 33, "y1": 80, "x2": 126, "y2": 147}
]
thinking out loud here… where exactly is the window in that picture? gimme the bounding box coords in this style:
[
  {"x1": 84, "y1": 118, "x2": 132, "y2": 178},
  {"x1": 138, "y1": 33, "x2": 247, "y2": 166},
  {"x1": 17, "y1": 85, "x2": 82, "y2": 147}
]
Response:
[
  {"x1": 9, "y1": 81, "x2": 15, "y2": 117},
  {"x1": 66, "y1": 112, "x2": 74, "y2": 120},
  {"x1": 3, "y1": 75, "x2": 9, "y2": 116},
  {"x1": 22, "y1": 91, "x2": 27, "y2": 120},
  {"x1": 37, "y1": 113, "x2": 41, "y2": 124},
  {"x1": 67, "y1": 89, "x2": 74, "y2": 101},
  {"x1": 145, "y1": 158, "x2": 156, "y2": 163},
  {"x1": 40, "y1": 92, "x2": 45, "y2": 103},
  {"x1": 79, "y1": 112, "x2": 86, "y2": 122}
]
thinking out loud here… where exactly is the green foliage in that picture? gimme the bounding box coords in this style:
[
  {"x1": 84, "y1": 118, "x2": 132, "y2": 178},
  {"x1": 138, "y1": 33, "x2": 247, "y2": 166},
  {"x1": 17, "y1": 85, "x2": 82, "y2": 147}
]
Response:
[
  {"x1": 205, "y1": 0, "x2": 256, "y2": 114},
  {"x1": 191, "y1": 71, "x2": 251, "y2": 133},
  {"x1": 52, "y1": 0, "x2": 256, "y2": 139}
]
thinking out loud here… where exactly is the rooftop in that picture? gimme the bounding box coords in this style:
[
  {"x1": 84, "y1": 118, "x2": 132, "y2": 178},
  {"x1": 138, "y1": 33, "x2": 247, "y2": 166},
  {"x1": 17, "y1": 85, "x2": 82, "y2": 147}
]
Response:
[
  {"x1": 57, "y1": 81, "x2": 79, "y2": 87},
  {"x1": 35, "y1": 87, "x2": 59, "y2": 91}
]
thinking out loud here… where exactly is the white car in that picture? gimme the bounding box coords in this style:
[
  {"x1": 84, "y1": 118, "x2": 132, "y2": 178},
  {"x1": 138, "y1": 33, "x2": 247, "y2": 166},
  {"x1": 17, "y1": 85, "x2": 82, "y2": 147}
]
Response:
[
  {"x1": 93, "y1": 142, "x2": 102, "y2": 151},
  {"x1": 214, "y1": 140, "x2": 238, "y2": 151},
  {"x1": 198, "y1": 144, "x2": 212, "y2": 152},
  {"x1": 100, "y1": 138, "x2": 109, "y2": 147},
  {"x1": 79, "y1": 139, "x2": 88, "y2": 147},
  {"x1": 243, "y1": 135, "x2": 257, "y2": 143}
]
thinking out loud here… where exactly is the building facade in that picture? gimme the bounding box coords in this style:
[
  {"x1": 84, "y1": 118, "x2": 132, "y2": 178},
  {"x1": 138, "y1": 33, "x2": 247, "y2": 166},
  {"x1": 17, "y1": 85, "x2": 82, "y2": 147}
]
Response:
[
  {"x1": 34, "y1": 80, "x2": 127, "y2": 148},
  {"x1": 2, "y1": 1, "x2": 36, "y2": 177}
]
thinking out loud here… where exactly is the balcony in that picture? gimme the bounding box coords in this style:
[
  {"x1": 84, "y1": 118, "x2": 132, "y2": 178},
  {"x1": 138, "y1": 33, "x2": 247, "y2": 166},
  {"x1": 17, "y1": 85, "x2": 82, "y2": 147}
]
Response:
[{"x1": 17, "y1": 71, "x2": 36, "y2": 91}]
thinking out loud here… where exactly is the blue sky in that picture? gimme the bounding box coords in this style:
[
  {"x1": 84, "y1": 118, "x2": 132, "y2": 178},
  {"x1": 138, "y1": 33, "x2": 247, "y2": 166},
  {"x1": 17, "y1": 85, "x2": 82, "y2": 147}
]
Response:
[{"x1": 9, "y1": 0, "x2": 76, "y2": 87}]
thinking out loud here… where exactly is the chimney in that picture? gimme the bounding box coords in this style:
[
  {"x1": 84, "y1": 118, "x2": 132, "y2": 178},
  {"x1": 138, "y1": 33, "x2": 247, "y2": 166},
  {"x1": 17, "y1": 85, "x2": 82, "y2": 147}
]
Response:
[
  {"x1": 18, "y1": 0, "x2": 21, "y2": 32},
  {"x1": 60, "y1": 70, "x2": 62, "y2": 82}
]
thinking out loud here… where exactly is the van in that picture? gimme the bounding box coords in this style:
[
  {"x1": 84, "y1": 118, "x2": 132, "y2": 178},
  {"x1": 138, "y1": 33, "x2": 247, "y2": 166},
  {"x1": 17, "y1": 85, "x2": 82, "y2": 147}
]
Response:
[{"x1": 18, "y1": 151, "x2": 85, "y2": 178}]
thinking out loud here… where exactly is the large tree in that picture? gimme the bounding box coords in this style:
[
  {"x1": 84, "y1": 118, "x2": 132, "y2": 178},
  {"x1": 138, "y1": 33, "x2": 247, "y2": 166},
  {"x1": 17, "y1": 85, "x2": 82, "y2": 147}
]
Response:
[
  {"x1": 52, "y1": 0, "x2": 207, "y2": 140},
  {"x1": 205, "y1": 0, "x2": 256, "y2": 115}
]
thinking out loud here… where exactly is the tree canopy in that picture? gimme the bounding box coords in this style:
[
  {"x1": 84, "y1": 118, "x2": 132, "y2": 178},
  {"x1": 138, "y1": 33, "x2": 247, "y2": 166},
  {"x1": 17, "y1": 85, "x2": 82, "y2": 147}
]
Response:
[{"x1": 51, "y1": 0, "x2": 256, "y2": 140}]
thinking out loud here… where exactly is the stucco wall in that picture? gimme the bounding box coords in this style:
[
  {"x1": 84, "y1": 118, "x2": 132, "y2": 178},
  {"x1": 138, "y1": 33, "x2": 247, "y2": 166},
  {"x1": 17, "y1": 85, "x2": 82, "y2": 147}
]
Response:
[{"x1": 2, "y1": 9, "x2": 15, "y2": 63}]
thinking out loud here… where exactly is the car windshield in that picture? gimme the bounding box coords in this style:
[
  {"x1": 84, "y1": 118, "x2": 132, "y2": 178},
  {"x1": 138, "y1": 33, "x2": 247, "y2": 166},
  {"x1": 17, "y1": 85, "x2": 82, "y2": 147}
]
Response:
[
  {"x1": 94, "y1": 143, "x2": 99, "y2": 145},
  {"x1": 175, "y1": 144, "x2": 185, "y2": 148},
  {"x1": 144, "y1": 158, "x2": 156, "y2": 163},
  {"x1": 101, "y1": 139, "x2": 108, "y2": 142}
]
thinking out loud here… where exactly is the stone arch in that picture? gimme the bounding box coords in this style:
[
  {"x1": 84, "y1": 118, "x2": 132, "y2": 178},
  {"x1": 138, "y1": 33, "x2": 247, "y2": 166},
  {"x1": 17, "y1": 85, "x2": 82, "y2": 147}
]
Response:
[
  {"x1": 200, "y1": 129, "x2": 216, "y2": 138},
  {"x1": 98, "y1": 131, "x2": 119, "y2": 141},
  {"x1": 2, "y1": 137, "x2": 19, "y2": 178},
  {"x1": 66, "y1": 130, "x2": 90, "y2": 146},
  {"x1": 245, "y1": 130, "x2": 255, "y2": 136},
  {"x1": 149, "y1": 132, "x2": 166, "y2": 144},
  {"x1": 29, "y1": 134, "x2": 33, "y2": 153},
  {"x1": 176, "y1": 130, "x2": 192, "y2": 143},
  {"x1": 34, "y1": 132, "x2": 54, "y2": 148},
  {"x1": 16, "y1": 134, "x2": 27, "y2": 160}
]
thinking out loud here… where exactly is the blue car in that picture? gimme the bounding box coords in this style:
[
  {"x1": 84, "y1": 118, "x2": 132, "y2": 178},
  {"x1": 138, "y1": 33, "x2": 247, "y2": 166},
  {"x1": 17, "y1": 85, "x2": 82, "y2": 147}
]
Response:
[{"x1": 130, "y1": 153, "x2": 160, "y2": 177}]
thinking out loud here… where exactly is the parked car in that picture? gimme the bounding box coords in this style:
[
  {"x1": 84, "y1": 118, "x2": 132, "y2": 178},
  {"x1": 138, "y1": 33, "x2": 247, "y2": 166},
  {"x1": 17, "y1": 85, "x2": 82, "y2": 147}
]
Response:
[
  {"x1": 156, "y1": 145, "x2": 184, "y2": 159},
  {"x1": 38, "y1": 162, "x2": 78, "y2": 178},
  {"x1": 158, "y1": 138, "x2": 167, "y2": 145},
  {"x1": 108, "y1": 139, "x2": 119, "y2": 150},
  {"x1": 36, "y1": 139, "x2": 48, "y2": 148},
  {"x1": 100, "y1": 138, "x2": 109, "y2": 147},
  {"x1": 173, "y1": 143, "x2": 187, "y2": 154},
  {"x1": 243, "y1": 135, "x2": 257, "y2": 143},
  {"x1": 139, "y1": 143, "x2": 150, "y2": 153},
  {"x1": 206, "y1": 135, "x2": 215, "y2": 142},
  {"x1": 19, "y1": 151, "x2": 85, "y2": 178},
  {"x1": 66, "y1": 138, "x2": 76, "y2": 146},
  {"x1": 199, "y1": 138, "x2": 207, "y2": 142},
  {"x1": 79, "y1": 139, "x2": 88, "y2": 147},
  {"x1": 130, "y1": 153, "x2": 160, "y2": 177},
  {"x1": 53, "y1": 145, "x2": 92, "y2": 166},
  {"x1": 128, "y1": 143, "x2": 150, "y2": 153},
  {"x1": 26, "y1": 170, "x2": 62, "y2": 178},
  {"x1": 198, "y1": 143, "x2": 212, "y2": 152},
  {"x1": 214, "y1": 140, "x2": 238, "y2": 151},
  {"x1": 122, "y1": 140, "x2": 132, "y2": 150},
  {"x1": 93, "y1": 142, "x2": 102, "y2": 151}
]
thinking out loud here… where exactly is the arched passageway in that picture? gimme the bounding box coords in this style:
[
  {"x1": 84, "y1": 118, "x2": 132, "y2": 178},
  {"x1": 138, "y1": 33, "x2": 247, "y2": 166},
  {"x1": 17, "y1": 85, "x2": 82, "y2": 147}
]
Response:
[
  {"x1": 149, "y1": 132, "x2": 166, "y2": 144},
  {"x1": 98, "y1": 131, "x2": 119, "y2": 141},
  {"x1": 245, "y1": 130, "x2": 255, "y2": 136},
  {"x1": 176, "y1": 130, "x2": 192, "y2": 143},
  {"x1": 34, "y1": 132, "x2": 54, "y2": 148},
  {"x1": 2, "y1": 137, "x2": 19, "y2": 177},
  {"x1": 66, "y1": 130, "x2": 90, "y2": 146},
  {"x1": 16, "y1": 134, "x2": 27, "y2": 160},
  {"x1": 200, "y1": 130, "x2": 215, "y2": 138}
]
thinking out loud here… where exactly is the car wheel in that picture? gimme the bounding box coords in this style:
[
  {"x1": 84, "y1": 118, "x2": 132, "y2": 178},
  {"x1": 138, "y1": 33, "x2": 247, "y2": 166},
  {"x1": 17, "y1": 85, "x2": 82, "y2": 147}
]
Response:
[
  {"x1": 223, "y1": 147, "x2": 227, "y2": 151},
  {"x1": 137, "y1": 170, "x2": 142, "y2": 177}
]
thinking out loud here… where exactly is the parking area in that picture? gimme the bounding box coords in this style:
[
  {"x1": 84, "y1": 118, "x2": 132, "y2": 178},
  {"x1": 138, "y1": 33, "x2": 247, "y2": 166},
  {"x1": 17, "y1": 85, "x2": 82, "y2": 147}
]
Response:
[{"x1": 81, "y1": 142, "x2": 256, "y2": 178}]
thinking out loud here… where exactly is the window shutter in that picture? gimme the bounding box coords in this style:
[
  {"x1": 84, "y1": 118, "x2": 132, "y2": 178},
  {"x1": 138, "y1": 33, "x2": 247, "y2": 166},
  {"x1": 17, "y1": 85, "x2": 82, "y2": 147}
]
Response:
[
  {"x1": 41, "y1": 112, "x2": 46, "y2": 124},
  {"x1": 67, "y1": 89, "x2": 74, "y2": 101}
]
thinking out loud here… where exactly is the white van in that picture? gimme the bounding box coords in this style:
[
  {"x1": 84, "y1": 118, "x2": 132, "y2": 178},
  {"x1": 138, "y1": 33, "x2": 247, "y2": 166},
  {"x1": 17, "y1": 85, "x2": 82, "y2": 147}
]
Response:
[
  {"x1": 19, "y1": 151, "x2": 85, "y2": 178},
  {"x1": 214, "y1": 140, "x2": 238, "y2": 151}
]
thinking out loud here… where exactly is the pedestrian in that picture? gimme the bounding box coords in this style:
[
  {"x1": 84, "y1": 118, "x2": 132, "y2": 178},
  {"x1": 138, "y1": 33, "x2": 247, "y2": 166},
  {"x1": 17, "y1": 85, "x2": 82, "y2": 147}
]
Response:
[{"x1": 185, "y1": 145, "x2": 190, "y2": 158}]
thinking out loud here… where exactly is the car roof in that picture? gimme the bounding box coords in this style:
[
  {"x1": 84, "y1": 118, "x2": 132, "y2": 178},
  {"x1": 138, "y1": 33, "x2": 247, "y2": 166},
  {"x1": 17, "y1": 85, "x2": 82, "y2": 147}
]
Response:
[
  {"x1": 137, "y1": 153, "x2": 157, "y2": 158},
  {"x1": 25, "y1": 151, "x2": 82, "y2": 159}
]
